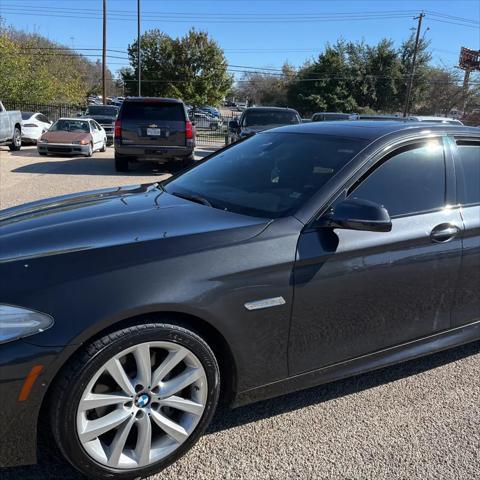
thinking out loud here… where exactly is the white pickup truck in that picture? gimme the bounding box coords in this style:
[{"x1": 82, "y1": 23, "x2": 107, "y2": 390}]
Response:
[{"x1": 0, "y1": 101, "x2": 22, "y2": 151}]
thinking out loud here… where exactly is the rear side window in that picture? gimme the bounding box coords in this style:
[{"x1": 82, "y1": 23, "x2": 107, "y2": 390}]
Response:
[
  {"x1": 455, "y1": 140, "x2": 480, "y2": 206},
  {"x1": 350, "y1": 140, "x2": 446, "y2": 217},
  {"x1": 121, "y1": 102, "x2": 185, "y2": 122}
]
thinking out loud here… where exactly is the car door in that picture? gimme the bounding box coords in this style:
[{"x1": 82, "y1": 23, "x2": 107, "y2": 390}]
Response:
[
  {"x1": 89, "y1": 121, "x2": 101, "y2": 147},
  {"x1": 94, "y1": 121, "x2": 105, "y2": 144},
  {"x1": 0, "y1": 103, "x2": 8, "y2": 141},
  {"x1": 289, "y1": 136, "x2": 464, "y2": 374},
  {"x1": 450, "y1": 135, "x2": 480, "y2": 327}
]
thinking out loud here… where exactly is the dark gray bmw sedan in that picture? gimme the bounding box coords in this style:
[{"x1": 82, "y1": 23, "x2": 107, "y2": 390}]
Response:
[{"x1": 0, "y1": 121, "x2": 479, "y2": 479}]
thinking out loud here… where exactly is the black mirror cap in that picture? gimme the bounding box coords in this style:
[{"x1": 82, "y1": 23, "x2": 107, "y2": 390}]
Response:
[{"x1": 318, "y1": 198, "x2": 392, "y2": 233}]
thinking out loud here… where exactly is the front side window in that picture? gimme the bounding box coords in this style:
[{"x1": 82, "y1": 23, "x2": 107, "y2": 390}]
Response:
[
  {"x1": 164, "y1": 132, "x2": 368, "y2": 218},
  {"x1": 455, "y1": 140, "x2": 480, "y2": 206},
  {"x1": 349, "y1": 140, "x2": 446, "y2": 217}
]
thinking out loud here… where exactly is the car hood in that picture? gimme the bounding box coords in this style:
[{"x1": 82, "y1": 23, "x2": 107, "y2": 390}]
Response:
[
  {"x1": 85, "y1": 115, "x2": 116, "y2": 124},
  {"x1": 241, "y1": 124, "x2": 286, "y2": 135},
  {"x1": 42, "y1": 131, "x2": 91, "y2": 143},
  {"x1": 0, "y1": 184, "x2": 270, "y2": 263}
]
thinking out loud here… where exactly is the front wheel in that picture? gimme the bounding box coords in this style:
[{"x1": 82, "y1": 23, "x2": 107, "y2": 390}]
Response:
[
  {"x1": 9, "y1": 127, "x2": 22, "y2": 151},
  {"x1": 50, "y1": 323, "x2": 220, "y2": 480},
  {"x1": 85, "y1": 143, "x2": 93, "y2": 157},
  {"x1": 100, "y1": 138, "x2": 107, "y2": 152}
]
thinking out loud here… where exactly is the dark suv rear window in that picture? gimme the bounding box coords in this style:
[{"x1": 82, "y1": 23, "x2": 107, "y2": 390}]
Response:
[{"x1": 121, "y1": 102, "x2": 185, "y2": 122}]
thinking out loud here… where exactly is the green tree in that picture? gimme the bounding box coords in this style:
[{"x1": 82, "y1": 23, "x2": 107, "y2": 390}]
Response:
[
  {"x1": 287, "y1": 41, "x2": 358, "y2": 115},
  {"x1": 122, "y1": 28, "x2": 233, "y2": 105},
  {"x1": 0, "y1": 24, "x2": 119, "y2": 104}
]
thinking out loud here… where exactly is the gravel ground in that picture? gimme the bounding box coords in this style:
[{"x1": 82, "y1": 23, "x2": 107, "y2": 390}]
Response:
[{"x1": 0, "y1": 146, "x2": 479, "y2": 480}]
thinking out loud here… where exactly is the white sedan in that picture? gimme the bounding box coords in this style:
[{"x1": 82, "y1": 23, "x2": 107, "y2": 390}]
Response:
[{"x1": 21, "y1": 112, "x2": 52, "y2": 144}]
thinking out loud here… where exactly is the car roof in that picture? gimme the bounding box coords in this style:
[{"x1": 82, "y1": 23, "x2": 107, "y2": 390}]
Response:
[
  {"x1": 123, "y1": 97, "x2": 184, "y2": 104},
  {"x1": 410, "y1": 115, "x2": 458, "y2": 121},
  {"x1": 56, "y1": 117, "x2": 92, "y2": 121},
  {"x1": 244, "y1": 106, "x2": 299, "y2": 113},
  {"x1": 269, "y1": 120, "x2": 479, "y2": 141},
  {"x1": 313, "y1": 112, "x2": 357, "y2": 116}
]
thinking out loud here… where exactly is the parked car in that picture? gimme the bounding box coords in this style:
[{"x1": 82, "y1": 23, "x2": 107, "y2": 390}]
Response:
[
  {"x1": 191, "y1": 111, "x2": 222, "y2": 130},
  {"x1": 0, "y1": 121, "x2": 478, "y2": 479},
  {"x1": 21, "y1": 112, "x2": 52, "y2": 144},
  {"x1": 82, "y1": 105, "x2": 119, "y2": 145},
  {"x1": 198, "y1": 106, "x2": 220, "y2": 118},
  {"x1": 408, "y1": 115, "x2": 464, "y2": 125},
  {"x1": 311, "y1": 112, "x2": 359, "y2": 122},
  {"x1": 37, "y1": 117, "x2": 107, "y2": 156},
  {"x1": 114, "y1": 97, "x2": 195, "y2": 172},
  {"x1": 358, "y1": 114, "x2": 405, "y2": 121},
  {"x1": 227, "y1": 106, "x2": 301, "y2": 144},
  {"x1": 0, "y1": 100, "x2": 22, "y2": 151}
]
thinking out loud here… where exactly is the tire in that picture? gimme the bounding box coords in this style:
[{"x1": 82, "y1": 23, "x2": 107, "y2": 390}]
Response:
[
  {"x1": 85, "y1": 143, "x2": 93, "y2": 157},
  {"x1": 182, "y1": 154, "x2": 195, "y2": 168},
  {"x1": 100, "y1": 139, "x2": 107, "y2": 152},
  {"x1": 115, "y1": 153, "x2": 129, "y2": 172},
  {"x1": 49, "y1": 323, "x2": 220, "y2": 480},
  {"x1": 9, "y1": 127, "x2": 22, "y2": 151}
]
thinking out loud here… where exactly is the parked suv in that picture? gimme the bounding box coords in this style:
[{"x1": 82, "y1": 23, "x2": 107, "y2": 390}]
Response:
[
  {"x1": 114, "y1": 97, "x2": 195, "y2": 172},
  {"x1": 227, "y1": 106, "x2": 301, "y2": 144}
]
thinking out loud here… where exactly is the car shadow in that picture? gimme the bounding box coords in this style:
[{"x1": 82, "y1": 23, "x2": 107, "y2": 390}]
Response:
[
  {"x1": 9, "y1": 148, "x2": 215, "y2": 177},
  {"x1": 0, "y1": 340, "x2": 477, "y2": 480},
  {"x1": 207, "y1": 340, "x2": 480, "y2": 433}
]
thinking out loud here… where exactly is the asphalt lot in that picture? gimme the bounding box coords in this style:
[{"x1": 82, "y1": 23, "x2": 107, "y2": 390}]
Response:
[{"x1": 0, "y1": 146, "x2": 479, "y2": 480}]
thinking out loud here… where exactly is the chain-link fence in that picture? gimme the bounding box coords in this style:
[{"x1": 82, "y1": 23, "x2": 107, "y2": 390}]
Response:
[
  {"x1": 192, "y1": 112, "x2": 238, "y2": 147},
  {"x1": 3, "y1": 100, "x2": 239, "y2": 148},
  {"x1": 2, "y1": 100, "x2": 86, "y2": 122}
]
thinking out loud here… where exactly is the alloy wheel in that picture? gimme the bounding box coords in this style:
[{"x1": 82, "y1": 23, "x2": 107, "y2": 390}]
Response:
[
  {"x1": 76, "y1": 341, "x2": 208, "y2": 470},
  {"x1": 14, "y1": 128, "x2": 21, "y2": 146}
]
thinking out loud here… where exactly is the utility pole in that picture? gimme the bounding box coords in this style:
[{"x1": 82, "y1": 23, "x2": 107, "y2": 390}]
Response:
[
  {"x1": 403, "y1": 12, "x2": 425, "y2": 117},
  {"x1": 461, "y1": 68, "x2": 471, "y2": 114},
  {"x1": 102, "y1": 0, "x2": 107, "y2": 105},
  {"x1": 137, "y1": 0, "x2": 141, "y2": 97}
]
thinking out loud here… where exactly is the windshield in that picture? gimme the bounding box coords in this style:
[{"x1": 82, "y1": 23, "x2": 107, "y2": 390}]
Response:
[
  {"x1": 85, "y1": 106, "x2": 119, "y2": 116},
  {"x1": 21, "y1": 112, "x2": 35, "y2": 120},
  {"x1": 50, "y1": 120, "x2": 90, "y2": 133},
  {"x1": 164, "y1": 132, "x2": 368, "y2": 218},
  {"x1": 243, "y1": 110, "x2": 299, "y2": 128}
]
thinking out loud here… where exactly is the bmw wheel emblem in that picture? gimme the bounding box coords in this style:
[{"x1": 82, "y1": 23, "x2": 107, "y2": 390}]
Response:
[{"x1": 136, "y1": 394, "x2": 150, "y2": 408}]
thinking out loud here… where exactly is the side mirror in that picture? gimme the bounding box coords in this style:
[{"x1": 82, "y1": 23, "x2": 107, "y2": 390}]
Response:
[
  {"x1": 317, "y1": 198, "x2": 392, "y2": 232},
  {"x1": 228, "y1": 120, "x2": 239, "y2": 132}
]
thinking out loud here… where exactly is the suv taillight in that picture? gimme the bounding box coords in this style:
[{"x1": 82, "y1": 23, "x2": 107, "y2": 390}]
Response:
[
  {"x1": 114, "y1": 119, "x2": 121, "y2": 138},
  {"x1": 185, "y1": 120, "x2": 193, "y2": 139}
]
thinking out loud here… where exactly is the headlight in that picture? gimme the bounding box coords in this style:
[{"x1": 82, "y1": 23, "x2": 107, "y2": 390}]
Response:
[
  {"x1": 0, "y1": 305, "x2": 54, "y2": 345},
  {"x1": 38, "y1": 138, "x2": 48, "y2": 144},
  {"x1": 72, "y1": 139, "x2": 89, "y2": 145}
]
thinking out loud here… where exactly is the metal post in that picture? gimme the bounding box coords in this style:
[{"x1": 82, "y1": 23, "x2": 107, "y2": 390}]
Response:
[
  {"x1": 403, "y1": 12, "x2": 425, "y2": 117},
  {"x1": 461, "y1": 68, "x2": 471, "y2": 114},
  {"x1": 137, "y1": 0, "x2": 141, "y2": 97},
  {"x1": 102, "y1": 0, "x2": 107, "y2": 105}
]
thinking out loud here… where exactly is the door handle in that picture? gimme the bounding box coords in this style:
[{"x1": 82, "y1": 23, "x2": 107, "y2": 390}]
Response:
[{"x1": 430, "y1": 223, "x2": 460, "y2": 243}]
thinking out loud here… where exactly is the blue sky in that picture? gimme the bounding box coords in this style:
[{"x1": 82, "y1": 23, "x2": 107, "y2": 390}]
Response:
[{"x1": 2, "y1": 0, "x2": 479, "y2": 78}]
